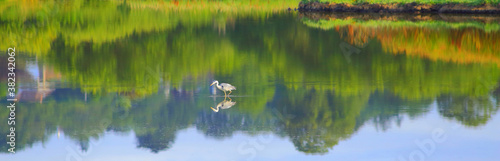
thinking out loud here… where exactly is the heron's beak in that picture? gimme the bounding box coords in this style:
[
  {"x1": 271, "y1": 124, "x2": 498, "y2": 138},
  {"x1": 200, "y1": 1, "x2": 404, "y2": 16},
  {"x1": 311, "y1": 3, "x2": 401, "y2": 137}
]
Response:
[{"x1": 210, "y1": 82, "x2": 215, "y2": 86}]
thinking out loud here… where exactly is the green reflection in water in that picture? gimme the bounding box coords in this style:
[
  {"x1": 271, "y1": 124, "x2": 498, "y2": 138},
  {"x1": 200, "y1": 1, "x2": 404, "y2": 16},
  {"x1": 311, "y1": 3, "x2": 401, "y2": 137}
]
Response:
[{"x1": 0, "y1": 0, "x2": 500, "y2": 156}]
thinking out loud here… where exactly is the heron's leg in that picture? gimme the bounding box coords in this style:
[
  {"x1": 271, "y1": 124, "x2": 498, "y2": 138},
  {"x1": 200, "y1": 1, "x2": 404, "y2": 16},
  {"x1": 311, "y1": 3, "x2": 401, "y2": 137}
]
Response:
[
  {"x1": 228, "y1": 97, "x2": 232, "y2": 102},
  {"x1": 228, "y1": 90, "x2": 232, "y2": 96},
  {"x1": 210, "y1": 107, "x2": 219, "y2": 112},
  {"x1": 224, "y1": 91, "x2": 227, "y2": 98}
]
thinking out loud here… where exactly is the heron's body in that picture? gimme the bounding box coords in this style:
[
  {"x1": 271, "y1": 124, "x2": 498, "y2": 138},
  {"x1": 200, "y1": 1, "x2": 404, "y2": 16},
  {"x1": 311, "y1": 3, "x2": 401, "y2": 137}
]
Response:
[
  {"x1": 210, "y1": 80, "x2": 236, "y2": 97},
  {"x1": 217, "y1": 83, "x2": 236, "y2": 91},
  {"x1": 210, "y1": 100, "x2": 236, "y2": 112}
]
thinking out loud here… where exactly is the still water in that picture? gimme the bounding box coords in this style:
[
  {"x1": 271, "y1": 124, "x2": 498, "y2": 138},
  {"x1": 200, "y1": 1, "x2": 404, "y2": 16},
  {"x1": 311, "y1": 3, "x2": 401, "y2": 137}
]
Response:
[{"x1": 1, "y1": 1, "x2": 500, "y2": 161}]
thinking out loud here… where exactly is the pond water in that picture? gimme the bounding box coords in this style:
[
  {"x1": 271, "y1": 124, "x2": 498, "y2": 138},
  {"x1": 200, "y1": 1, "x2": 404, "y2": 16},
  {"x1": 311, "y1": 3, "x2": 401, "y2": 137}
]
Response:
[{"x1": 1, "y1": 1, "x2": 500, "y2": 161}]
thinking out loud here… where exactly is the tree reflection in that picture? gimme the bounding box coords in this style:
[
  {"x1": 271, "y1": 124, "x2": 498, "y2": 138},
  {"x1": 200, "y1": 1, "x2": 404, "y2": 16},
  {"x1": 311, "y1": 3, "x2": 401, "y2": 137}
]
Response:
[
  {"x1": 437, "y1": 95, "x2": 499, "y2": 127},
  {"x1": 1, "y1": 0, "x2": 500, "y2": 155},
  {"x1": 136, "y1": 130, "x2": 176, "y2": 153}
]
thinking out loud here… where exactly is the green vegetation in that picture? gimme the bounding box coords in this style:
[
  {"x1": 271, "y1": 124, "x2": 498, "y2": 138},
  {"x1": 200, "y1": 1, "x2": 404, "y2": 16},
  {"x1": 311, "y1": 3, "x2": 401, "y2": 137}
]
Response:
[
  {"x1": 3, "y1": 12, "x2": 500, "y2": 154},
  {"x1": 0, "y1": 0, "x2": 299, "y2": 55},
  {"x1": 1, "y1": 0, "x2": 500, "y2": 156},
  {"x1": 302, "y1": 18, "x2": 500, "y2": 32},
  {"x1": 301, "y1": 17, "x2": 500, "y2": 69}
]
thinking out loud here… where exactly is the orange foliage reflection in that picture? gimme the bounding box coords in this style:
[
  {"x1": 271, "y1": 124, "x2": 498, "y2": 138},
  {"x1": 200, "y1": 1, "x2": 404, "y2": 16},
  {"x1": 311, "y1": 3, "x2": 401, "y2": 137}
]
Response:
[{"x1": 336, "y1": 25, "x2": 500, "y2": 66}]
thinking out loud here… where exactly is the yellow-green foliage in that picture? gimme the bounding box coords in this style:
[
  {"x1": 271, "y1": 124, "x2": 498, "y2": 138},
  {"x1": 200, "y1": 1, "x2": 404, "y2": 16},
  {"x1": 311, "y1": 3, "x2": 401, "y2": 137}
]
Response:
[
  {"x1": 0, "y1": 0, "x2": 299, "y2": 55},
  {"x1": 1, "y1": 0, "x2": 499, "y2": 155}
]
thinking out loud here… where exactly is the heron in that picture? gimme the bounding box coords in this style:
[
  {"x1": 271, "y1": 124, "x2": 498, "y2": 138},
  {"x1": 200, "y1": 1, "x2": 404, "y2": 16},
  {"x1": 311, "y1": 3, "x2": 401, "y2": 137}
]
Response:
[
  {"x1": 210, "y1": 99, "x2": 236, "y2": 112},
  {"x1": 210, "y1": 80, "x2": 236, "y2": 98}
]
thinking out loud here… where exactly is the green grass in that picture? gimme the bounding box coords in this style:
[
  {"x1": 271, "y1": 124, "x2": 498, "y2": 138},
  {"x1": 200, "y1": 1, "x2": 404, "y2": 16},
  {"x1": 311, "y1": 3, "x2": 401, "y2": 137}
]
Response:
[{"x1": 301, "y1": 18, "x2": 500, "y2": 32}]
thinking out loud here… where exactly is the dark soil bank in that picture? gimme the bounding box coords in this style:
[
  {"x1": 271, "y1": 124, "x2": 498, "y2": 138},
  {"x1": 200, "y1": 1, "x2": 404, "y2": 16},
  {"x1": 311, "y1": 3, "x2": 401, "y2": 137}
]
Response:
[{"x1": 298, "y1": 2, "x2": 500, "y2": 13}]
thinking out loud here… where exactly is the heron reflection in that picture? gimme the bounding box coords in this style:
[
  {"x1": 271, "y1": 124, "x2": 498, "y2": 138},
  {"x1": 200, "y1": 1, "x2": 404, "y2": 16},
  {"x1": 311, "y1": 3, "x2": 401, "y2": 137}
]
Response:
[{"x1": 210, "y1": 99, "x2": 237, "y2": 112}]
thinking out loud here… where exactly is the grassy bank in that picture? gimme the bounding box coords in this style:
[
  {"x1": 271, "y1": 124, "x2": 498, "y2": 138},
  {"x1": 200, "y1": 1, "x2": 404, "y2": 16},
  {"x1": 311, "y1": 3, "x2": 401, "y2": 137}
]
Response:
[
  {"x1": 298, "y1": 0, "x2": 500, "y2": 13},
  {"x1": 303, "y1": 18, "x2": 500, "y2": 31},
  {"x1": 300, "y1": 13, "x2": 500, "y2": 32}
]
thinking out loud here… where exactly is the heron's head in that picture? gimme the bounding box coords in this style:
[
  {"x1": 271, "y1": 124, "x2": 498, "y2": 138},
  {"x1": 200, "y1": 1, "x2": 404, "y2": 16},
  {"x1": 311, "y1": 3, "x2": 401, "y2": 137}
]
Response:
[{"x1": 210, "y1": 80, "x2": 219, "y2": 86}]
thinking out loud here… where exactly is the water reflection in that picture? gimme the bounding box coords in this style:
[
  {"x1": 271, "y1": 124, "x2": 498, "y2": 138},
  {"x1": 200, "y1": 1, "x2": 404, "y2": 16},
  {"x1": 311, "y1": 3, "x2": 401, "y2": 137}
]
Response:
[
  {"x1": 437, "y1": 95, "x2": 499, "y2": 127},
  {"x1": 211, "y1": 99, "x2": 237, "y2": 112},
  {"x1": 0, "y1": 0, "x2": 499, "y2": 158},
  {"x1": 300, "y1": 12, "x2": 500, "y2": 67}
]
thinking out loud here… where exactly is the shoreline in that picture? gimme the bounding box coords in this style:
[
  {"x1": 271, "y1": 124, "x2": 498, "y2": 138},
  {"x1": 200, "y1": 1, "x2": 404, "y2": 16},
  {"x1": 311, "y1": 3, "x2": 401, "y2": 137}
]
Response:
[
  {"x1": 298, "y1": 2, "x2": 500, "y2": 13},
  {"x1": 299, "y1": 12, "x2": 500, "y2": 32},
  {"x1": 299, "y1": 12, "x2": 500, "y2": 23}
]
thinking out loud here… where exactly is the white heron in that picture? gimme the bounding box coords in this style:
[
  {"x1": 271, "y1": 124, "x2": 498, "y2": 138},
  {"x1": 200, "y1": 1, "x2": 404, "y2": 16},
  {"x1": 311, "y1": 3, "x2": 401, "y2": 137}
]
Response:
[
  {"x1": 210, "y1": 99, "x2": 237, "y2": 112},
  {"x1": 210, "y1": 80, "x2": 236, "y2": 98}
]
